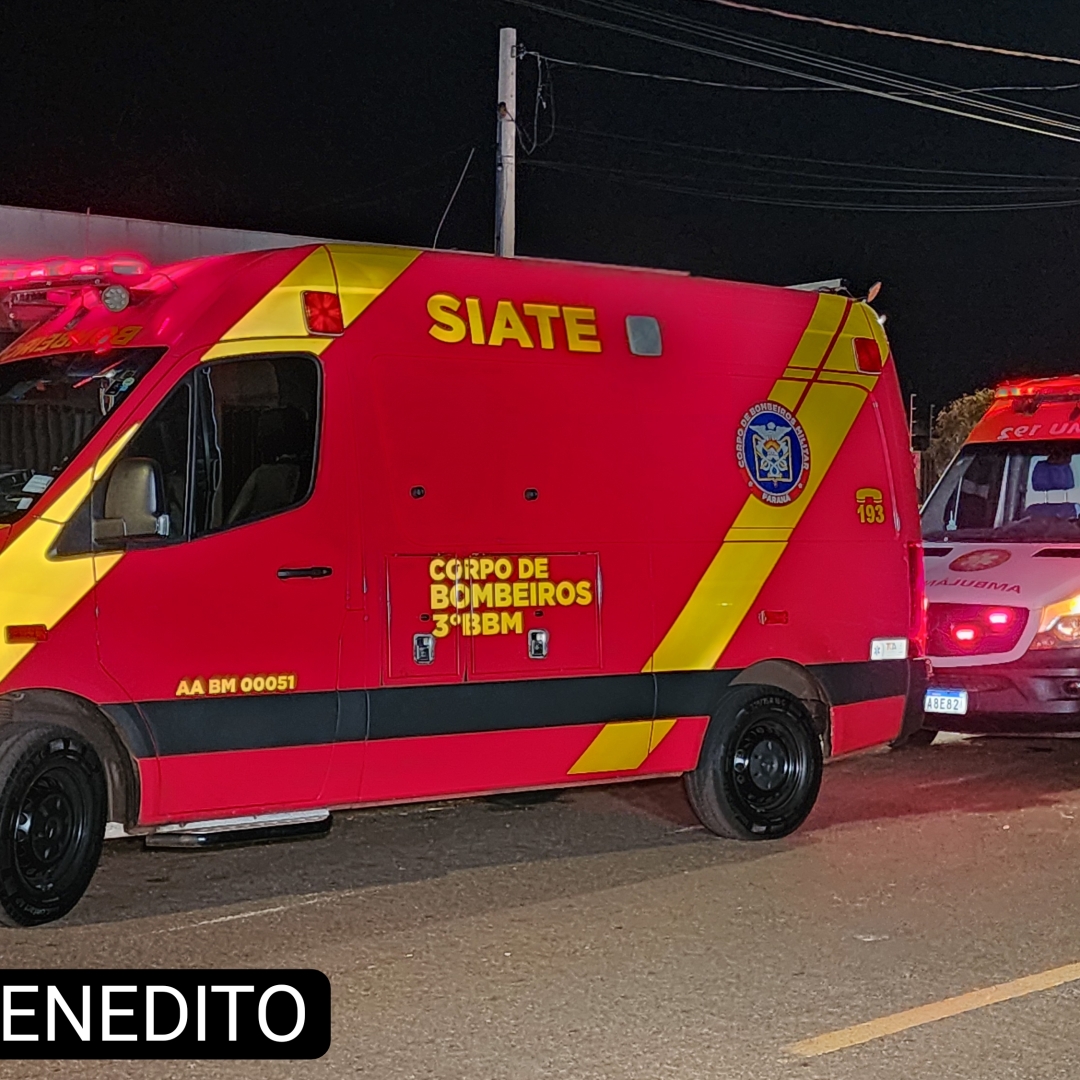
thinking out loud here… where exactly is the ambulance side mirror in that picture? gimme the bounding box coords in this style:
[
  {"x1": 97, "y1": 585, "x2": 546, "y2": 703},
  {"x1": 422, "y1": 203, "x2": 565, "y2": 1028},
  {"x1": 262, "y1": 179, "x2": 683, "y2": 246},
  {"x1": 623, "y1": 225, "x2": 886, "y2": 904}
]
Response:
[{"x1": 93, "y1": 458, "x2": 170, "y2": 543}]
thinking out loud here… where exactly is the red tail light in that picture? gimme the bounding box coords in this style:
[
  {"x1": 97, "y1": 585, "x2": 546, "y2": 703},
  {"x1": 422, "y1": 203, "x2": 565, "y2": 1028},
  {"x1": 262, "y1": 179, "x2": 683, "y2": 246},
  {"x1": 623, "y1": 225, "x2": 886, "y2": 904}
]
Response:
[
  {"x1": 908, "y1": 541, "x2": 926, "y2": 658},
  {"x1": 853, "y1": 337, "x2": 884, "y2": 374},
  {"x1": 302, "y1": 291, "x2": 344, "y2": 336}
]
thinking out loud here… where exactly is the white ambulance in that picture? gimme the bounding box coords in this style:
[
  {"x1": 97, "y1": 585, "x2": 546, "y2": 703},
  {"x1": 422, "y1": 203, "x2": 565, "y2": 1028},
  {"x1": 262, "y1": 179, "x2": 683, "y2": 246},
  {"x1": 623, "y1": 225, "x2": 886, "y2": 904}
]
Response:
[{"x1": 922, "y1": 376, "x2": 1080, "y2": 732}]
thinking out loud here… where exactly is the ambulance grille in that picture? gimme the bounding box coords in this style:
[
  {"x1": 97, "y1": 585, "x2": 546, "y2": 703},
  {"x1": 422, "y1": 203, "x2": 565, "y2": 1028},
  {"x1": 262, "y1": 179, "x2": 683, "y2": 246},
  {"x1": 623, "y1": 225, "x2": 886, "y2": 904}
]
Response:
[{"x1": 927, "y1": 602, "x2": 1029, "y2": 657}]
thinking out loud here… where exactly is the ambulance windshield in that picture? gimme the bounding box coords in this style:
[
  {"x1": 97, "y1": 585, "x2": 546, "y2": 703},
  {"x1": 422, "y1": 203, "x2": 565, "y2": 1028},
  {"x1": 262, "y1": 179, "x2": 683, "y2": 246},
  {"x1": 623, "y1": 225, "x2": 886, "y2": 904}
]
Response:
[
  {"x1": 923, "y1": 439, "x2": 1080, "y2": 542},
  {"x1": 0, "y1": 347, "x2": 163, "y2": 524}
]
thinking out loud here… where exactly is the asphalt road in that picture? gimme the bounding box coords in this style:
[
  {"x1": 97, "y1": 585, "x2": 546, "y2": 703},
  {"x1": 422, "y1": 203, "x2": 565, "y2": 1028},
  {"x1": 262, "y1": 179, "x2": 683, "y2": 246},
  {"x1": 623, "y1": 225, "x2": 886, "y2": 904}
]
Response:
[{"x1": 4, "y1": 734, "x2": 1080, "y2": 1079}]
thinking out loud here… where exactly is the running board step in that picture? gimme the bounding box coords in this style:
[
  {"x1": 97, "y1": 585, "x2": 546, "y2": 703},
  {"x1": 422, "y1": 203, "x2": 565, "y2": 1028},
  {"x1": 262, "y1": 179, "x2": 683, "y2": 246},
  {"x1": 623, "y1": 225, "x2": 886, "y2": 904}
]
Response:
[{"x1": 144, "y1": 809, "x2": 331, "y2": 849}]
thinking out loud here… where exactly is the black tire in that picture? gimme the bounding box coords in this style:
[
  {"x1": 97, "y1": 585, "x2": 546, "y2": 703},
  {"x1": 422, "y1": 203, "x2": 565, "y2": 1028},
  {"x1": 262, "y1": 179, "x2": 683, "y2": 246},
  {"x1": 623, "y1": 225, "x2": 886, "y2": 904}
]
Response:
[
  {"x1": 685, "y1": 685, "x2": 822, "y2": 841},
  {"x1": 0, "y1": 726, "x2": 106, "y2": 927},
  {"x1": 891, "y1": 727, "x2": 939, "y2": 749}
]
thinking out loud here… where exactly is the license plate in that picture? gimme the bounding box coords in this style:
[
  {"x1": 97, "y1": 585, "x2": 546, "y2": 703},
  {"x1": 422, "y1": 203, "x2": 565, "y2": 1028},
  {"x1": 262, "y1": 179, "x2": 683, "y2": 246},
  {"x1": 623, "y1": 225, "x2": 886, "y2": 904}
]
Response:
[{"x1": 924, "y1": 688, "x2": 968, "y2": 715}]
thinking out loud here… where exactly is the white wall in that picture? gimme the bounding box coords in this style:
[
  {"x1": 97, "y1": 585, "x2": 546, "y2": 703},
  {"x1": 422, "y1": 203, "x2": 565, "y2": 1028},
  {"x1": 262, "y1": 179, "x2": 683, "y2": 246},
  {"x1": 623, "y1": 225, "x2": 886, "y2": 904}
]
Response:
[{"x1": 0, "y1": 204, "x2": 328, "y2": 264}]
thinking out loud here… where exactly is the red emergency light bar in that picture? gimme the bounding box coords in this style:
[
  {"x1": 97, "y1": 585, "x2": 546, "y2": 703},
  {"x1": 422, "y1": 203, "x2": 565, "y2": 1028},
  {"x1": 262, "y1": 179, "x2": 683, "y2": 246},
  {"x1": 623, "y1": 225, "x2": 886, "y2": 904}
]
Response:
[
  {"x1": 0, "y1": 254, "x2": 154, "y2": 336},
  {"x1": 0, "y1": 255, "x2": 149, "y2": 287},
  {"x1": 995, "y1": 375, "x2": 1080, "y2": 399}
]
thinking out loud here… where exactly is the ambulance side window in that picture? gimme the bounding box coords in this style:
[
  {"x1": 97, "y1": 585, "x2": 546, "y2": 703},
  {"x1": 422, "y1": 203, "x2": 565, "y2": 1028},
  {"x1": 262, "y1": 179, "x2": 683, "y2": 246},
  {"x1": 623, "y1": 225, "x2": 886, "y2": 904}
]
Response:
[
  {"x1": 98, "y1": 377, "x2": 192, "y2": 544},
  {"x1": 191, "y1": 355, "x2": 319, "y2": 535}
]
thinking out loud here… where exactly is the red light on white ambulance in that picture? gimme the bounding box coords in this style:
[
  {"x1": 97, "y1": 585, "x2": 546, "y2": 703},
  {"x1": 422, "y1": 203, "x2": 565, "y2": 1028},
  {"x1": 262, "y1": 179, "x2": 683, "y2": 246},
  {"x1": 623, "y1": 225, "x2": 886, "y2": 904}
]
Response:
[
  {"x1": 986, "y1": 609, "x2": 1013, "y2": 628},
  {"x1": 952, "y1": 624, "x2": 979, "y2": 645},
  {"x1": 302, "y1": 291, "x2": 344, "y2": 336}
]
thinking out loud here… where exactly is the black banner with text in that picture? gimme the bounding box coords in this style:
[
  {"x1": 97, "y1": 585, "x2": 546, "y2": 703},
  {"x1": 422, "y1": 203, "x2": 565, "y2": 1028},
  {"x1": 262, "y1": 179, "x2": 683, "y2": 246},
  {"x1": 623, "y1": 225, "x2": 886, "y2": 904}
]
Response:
[{"x1": 0, "y1": 970, "x2": 330, "y2": 1059}]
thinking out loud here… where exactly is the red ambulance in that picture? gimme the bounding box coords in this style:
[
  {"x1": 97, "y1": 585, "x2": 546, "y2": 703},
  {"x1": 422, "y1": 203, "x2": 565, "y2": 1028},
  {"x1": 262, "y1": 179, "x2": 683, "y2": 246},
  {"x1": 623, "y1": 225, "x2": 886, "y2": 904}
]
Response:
[
  {"x1": 0, "y1": 244, "x2": 923, "y2": 924},
  {"x1": 922, "y1": 375, "x2": 1080, "y2": 732}
]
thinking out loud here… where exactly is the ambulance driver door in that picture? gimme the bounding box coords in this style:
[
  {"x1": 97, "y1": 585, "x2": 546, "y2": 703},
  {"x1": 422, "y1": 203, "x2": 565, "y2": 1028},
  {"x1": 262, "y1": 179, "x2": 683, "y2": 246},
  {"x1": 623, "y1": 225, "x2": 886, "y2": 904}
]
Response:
[{"x1": 89, "y1": 355, "x2": 346, "y2": 820}]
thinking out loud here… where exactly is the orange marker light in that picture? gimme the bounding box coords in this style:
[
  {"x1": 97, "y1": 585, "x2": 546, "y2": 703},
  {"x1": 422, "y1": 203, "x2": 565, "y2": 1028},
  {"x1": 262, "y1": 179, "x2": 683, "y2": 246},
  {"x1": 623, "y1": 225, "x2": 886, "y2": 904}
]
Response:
[{"x1": 5, "y1": 624, "x2": 48, "y2": 644}]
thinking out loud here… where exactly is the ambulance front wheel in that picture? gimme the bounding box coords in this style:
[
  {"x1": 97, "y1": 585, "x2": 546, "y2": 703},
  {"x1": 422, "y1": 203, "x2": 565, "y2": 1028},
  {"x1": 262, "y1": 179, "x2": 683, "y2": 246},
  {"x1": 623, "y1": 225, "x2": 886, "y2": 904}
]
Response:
[
  {"x1": 685, "y1": 686, "x2": 822, "y2": 841},
  {"x1": 0, "y1": 726, "x2": 106, "y2": 927}
]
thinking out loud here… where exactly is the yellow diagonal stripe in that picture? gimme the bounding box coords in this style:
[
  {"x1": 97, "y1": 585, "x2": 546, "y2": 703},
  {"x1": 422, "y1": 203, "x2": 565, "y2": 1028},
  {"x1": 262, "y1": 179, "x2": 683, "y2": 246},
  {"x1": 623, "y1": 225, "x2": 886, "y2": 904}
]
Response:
[
  {"x1": 568, "y1": 718, "x2": 681, "y2": 774},
  {"x1": 788, "y1": 961, "x2": 1080, "y2": 1057},
  {"x1": 328, "y1": 244, "x2": 421, "y2": 327},
  {"x1": 0, "y1": 426, "x2": 136, "y2": 685},
  {"x1": 649, "y1": 296, "x2": 883, "y2": 673},
  {"x1": 649, "y1": 717, "x2": 677, "y2": 751},
  {"x1": 201, "y1": 337, "x2": 334, "y2": 361},
  {"x1": 221, "y1": 246, "x2": 339, "y2": 341},
  {"x1": 214, "y1": 243, "x2": 420, "y2": 351},
  {"x1": 785, "y1": 292, "x2": 852, "y2": 370},
  {"x1": 650, "y1": 539, "x2": 791, "y2": 673},
  {"x1": 570, "y1": 295, "x2": 876, "y2": 771},
  {"x1": 0, "y1": 244, "x2": 425, "y2": 690},
  {"x1": 568, "y1": 720, "x2": 653, "y2": 773}
]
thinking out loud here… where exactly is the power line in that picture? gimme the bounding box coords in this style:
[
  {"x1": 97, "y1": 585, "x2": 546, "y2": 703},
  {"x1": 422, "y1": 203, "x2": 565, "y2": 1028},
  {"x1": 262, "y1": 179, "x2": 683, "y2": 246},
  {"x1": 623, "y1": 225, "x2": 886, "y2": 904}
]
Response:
[
  {"x1": 533, "y1": 142, "x2": 1080, "y2": 195},
  {"x1": 513, "y1": 52, "x2": 557, "y2": 154},
  {"x1": 955, "y1": 83, "x2": 1080, "y2": 94},
  {"x1": 658, "y1": 2, "x2": 1080, "y2": 127},
  {"x1": 559, "y1": 138, "x2": 1080, "y2": 193},
  {"x1": 524, "y1": 157, "x2": 1080, "y2": 211},
  {"x1": 653, "y1": 1, "x2": 1080, "y2": 127},
  {"x1": 534, "y1": 53, "x2": 835, "y2": 90},
  {"x1": 432, "y1": 146, "x2": 476, "y2": 249},
  {"x1": 581, "y1": 0, "x2": 1080, "y2": 132},
  {"x1": 648, "y1": 1, "x2": 1080, "y2": 128},
  {"x1": 300, "y1": 141, "x2": 476, "y2": 212},
  {"x1": 537, "y1": 53, "x2": 1080, "y2": 95},
  {"x1": 503, "y1": 0, "x2": 1080, "y2": 143},
  {"x1": 558, "y1": 126, "x2": 1080, "y2": 183},
  {"x1": 697, "y1": 0, "x2": 1080, "y2": 66}
]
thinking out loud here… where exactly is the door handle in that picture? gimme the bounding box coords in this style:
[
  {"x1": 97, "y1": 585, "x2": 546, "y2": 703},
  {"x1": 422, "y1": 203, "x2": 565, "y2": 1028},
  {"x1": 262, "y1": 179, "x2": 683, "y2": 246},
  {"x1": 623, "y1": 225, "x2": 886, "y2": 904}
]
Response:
[{"x1": 277, "y1": 566, "x2": 333, "y2": 579}]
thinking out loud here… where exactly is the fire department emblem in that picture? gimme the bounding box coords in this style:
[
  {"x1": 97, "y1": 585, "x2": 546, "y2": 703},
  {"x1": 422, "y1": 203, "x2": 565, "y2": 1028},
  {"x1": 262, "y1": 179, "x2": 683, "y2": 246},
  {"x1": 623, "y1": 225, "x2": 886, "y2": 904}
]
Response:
[
  {"x1": 736, "y1": 402, "x2": 811, "y2": 506},
  {"x1": 949, "y1": 549, "x2": 1011, "y2": 572}
]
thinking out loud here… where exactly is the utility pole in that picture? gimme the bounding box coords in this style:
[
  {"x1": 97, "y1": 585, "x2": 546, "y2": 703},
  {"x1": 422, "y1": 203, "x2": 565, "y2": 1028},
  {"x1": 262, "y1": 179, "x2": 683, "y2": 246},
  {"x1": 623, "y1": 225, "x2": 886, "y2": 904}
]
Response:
[{"x1": 495, "y1": 27, "x2": 517, "y2": 257}]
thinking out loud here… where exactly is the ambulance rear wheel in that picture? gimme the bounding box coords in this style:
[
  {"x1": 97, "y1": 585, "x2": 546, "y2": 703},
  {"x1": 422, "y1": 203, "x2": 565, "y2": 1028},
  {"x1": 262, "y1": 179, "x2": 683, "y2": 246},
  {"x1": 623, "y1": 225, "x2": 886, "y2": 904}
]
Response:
[
  {"x1": 685, "y1": 686, "x2": 822, "y2": 841},
  {"x1": 0, "y1": 726, "x2": 106, "y2": 927}
]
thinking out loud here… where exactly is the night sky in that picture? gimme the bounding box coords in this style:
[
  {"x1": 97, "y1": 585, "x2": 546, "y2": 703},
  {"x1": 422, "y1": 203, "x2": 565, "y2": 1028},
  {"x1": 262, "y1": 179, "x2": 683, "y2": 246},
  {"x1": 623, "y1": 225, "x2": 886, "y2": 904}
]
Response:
[{"x1": 4, "y1": 0, "x2": 1080, "y2": 418}]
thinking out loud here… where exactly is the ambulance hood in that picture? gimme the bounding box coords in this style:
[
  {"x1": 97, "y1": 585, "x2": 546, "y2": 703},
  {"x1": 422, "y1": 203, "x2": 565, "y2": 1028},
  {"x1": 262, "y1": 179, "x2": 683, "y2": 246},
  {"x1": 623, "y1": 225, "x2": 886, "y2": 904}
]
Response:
[{"x1": 924, "y1": 541, "x2": 1080, "y2": 666}]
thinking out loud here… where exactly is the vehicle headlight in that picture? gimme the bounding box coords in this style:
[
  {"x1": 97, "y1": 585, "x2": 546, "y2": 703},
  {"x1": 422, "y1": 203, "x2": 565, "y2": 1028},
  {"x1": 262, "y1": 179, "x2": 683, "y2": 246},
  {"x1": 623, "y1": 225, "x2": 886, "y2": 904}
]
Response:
[{"x1": 1031, "y1": 595, "x2": 1080, "y2": 649}]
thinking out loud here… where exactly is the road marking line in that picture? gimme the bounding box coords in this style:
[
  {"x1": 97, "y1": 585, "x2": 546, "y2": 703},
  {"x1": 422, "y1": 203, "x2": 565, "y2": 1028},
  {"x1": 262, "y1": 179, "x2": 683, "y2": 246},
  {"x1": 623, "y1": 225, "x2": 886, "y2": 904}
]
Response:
[
  {"x1": 154, "y1": 890, "x2": 363, "y2": 934},
  {"x1": 788, "y1": 961, "x2": 1080, "y2": 1057}
]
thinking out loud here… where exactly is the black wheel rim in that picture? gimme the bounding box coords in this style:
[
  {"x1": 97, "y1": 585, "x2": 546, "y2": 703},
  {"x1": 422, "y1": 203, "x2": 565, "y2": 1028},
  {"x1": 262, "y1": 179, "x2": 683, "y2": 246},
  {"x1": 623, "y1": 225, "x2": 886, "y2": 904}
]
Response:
[
  {"x1": 12, "y1": 759, "x2": 91, "y2": 897},
  {"x1": 729, "y1": 713, "x2": 812, "y2": 819}
]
